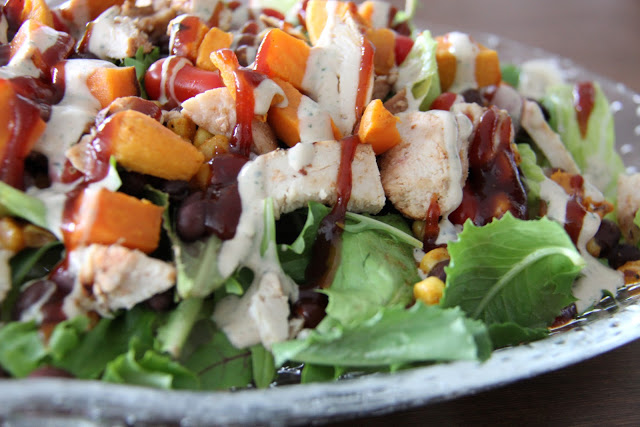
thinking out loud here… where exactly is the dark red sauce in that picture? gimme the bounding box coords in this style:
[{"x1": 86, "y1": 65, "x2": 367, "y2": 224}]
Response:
[
  {"x1": 303, "y1": 135, "x2": 360, "y2": 291},
  {"x1": 0, "y1": 44, "x2": 11, "y2": 67},
  {"x1": 450, "y1": 107, "x2": 527, "y2": 226},
  {"x1": 170, "y1": 15, "x2": 205, "y2": 62},
  {"x1": 574, "y1": 81, "x2": 595, "y2": 139},
  {"x1": 354, "y1": 37, "x2": 374, "y2": 131},
  {"x1": 230, "y1": 67, "x2": 267, "y2": 157},
  {"x1": 422, "y1": 195, "x2": 442, "y2": 251}
]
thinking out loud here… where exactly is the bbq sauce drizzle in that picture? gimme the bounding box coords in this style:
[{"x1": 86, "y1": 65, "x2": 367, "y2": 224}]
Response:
[{"x1": 574, "y1": 81, "x2": 595, "y2": 139}]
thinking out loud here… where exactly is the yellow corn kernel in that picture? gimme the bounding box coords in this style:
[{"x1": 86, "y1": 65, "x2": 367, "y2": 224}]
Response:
[
  {"x1": 414, "y1": 276, "x2": 445, "y2": 305},
  {"x1": 23, "y1": 225, "x2": 56, "y2": 248},
  {"x1": 167, "y1": 116, "x2": 197, "y2": 141},
  {"x1": 412, "y1": 220, "x2": 425, "y2": 240},
  {"x1": 198, "y1": 135, "x2": 230, "y2": 161},
  {"x1": 194, "y1": 127, "x2": 214, "y2": 147},
  {"x1": 192, "y1": 164, "x2": 211, "y2": 190},
  {"x1": 0, "y1": 217, "x2": 26, "y2": 252},
  {"x1": 419, "y1": 247, "x2": 450, "y2": 275}
]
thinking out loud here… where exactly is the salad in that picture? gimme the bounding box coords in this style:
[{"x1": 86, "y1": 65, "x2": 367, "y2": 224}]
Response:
[{"x1": 0, "y1": 0, "x2": 638, "y2": 392}]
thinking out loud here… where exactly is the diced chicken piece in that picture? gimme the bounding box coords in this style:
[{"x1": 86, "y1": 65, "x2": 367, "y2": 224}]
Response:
[
  {"x1": 181, "y1": 87, "x2": 279, "y2": 155},
  {"x1": 617, "y1": 174, "x2": 640, "y2": 244},
  {"x1": 380, "y1": 110, "x2": 473, "y2": 220},
  {"x1": 182, "y1": 87, "x2": 236, "y2": 137},
  {"x1": 213, "y1": 271, "x2": 294, "y2": 350},
  {"x1": 64, "y1": 244, "x2": 176, "y2": 316},
  {"x1": 253, "y1": 140, "x2": 385, "y2": 218},
  {"x1": 481, "y1": 83, "x2": 524, "y2": 130},
  {"x1": 0, "y1": 249, "x2": 13, "y2": 304},
  {"x1": 83, "y1": 6, "x2": 153, "y2": 60},
  {"x1": 451, "y1": 101, "x2": 485, "y2": 129},
  {"x1": 121, "y1": 0, "x2": 178, "y2": 41},
  {"x1": 520, "y1": 99, "x2": 580, "y2": 174}
]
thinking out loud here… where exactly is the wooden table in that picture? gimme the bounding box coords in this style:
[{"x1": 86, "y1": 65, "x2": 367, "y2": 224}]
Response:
[{"x1": 333, "y1": 1, "x2": 640, "y2": 425}]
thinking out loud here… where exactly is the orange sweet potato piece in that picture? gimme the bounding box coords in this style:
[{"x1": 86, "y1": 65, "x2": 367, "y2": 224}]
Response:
[
  {"x1": 60, "y1": 0, "x2": 125, "y2": 23},
  {"x1": 365, "y1": 28, "x2": 395, "y2": 75},
  {"x1": 210, "y1": 48, "x2": 240, "y2": 97},
  {"x1": 105, "y1": 110, "x2": 204, "y2": 181},
  {"x1": 65, "y1": 188, "x2": 163, "y2": 253},
  {"x1": 196, "y1": 27, "x2": 233, "y2": 71},
  {"x1": 86, "y1": 66, "x2": 139, "y2": 109},
  {"x1": 268, "y1": 78, "x2": 341, "y2": 147},
  {"x1": 357, "y1": 99, "x2": 400, "y2": 155},
  {"x1": 436, "y1": 34, "x2": 501, "y2": 92},
  {"x1": 254, "y1": 29, "x2": 310, "y2": 92}
]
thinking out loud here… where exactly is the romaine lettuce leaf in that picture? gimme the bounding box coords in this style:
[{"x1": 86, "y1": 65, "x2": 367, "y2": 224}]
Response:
[
  {"x1": 0, "y1": 182, "x2": 48, "y2": 230},
  {"x1": 250, "y1": 344, "x2": 276, "y2": 389},
  {"x1": 542, "y1": 82, "x2": 624, "y2": 201},
  {"x1": 441, "y1": 214, "x2": 583, "y2": 338},
  {"x1": 272, "y1": 303, "x2": 491, "y2": 367},
  {"x1": 156, "y1": 298, "x2": 204, "y2": 358},
  {"x1": 0, "y1": 321, "x2": 48, "y2": 377},
  {"x1": 395, "y1": 30, "x2": 441, "y2": 110}
]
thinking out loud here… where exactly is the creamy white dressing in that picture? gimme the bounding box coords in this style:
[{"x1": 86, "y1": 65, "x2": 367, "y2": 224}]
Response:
[
  {"x1": 518, "y1": 59, "x2": 566, "y2": 100},
  {"x1": 253, "y1": 78, "x2": 286, "y2": 116},
  {"x1": 446, "y1": 32, "x2": 480, "y2": 93},
  {"x1": 168, "y1": 14, "x2": 188, "y2": 56},
  {"x1": 0, "y1": 249, "x2": 14, "y2": 304},
  {"x1": 0, "y1": 24, "x2": 60, "y2": 79},
  {"x1": 301, "y1": 5, "x2": 367, "y2": 135},
  {"x1": 86, "y1": 6, "x2": 148, "y2": 60},
  {"x1": 287, "y1": 141, "x2": 315, "y2": 171},
  {"x1": 521, "y1": 100, "x2": 580, "y2": 174},
  {"x1": 159, "y1": 56, "x2": 190, "y2": 105},
  {"x1": 296, "y1": 95, "x2": 335, "y2": 144},
  {"x1": 34, "y1": 59, "x2": 116, "y2": 179}
]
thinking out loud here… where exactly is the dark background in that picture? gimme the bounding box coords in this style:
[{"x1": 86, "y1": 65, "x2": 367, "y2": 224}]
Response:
[{"x1": 332, "y1": 1, "x2": 640, "y2": 425}]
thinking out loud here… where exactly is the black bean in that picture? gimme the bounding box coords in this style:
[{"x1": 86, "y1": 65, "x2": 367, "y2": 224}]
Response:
[
  {"x1": 608, "y1": 243, "x2": 640, "y2": 270},
  {"x1": 177, "y1": 192, "x2": 207, "y2": 242},
  {"x1": 203, "y1": 185, "x2": 241, "y2": 240},
  {"x1": 0, "y1": 44, "x2": 10, "y2": 67},
  {"x1": 594, "y1": 219, "x2": 622, "y2": 258},
  {"x1": 145, "y1": 289, "x2": 175, "y2": 312},
  {"x1": 462, "y1": 89, "x2": 484, "y2": 105},
  {"x1": 12, "y1": 280, "x2": 56, "y2": 320},
  {"x1": 428, "y1": 260, "x2": 450, "y2": 282},
  {"x1": 294, "y1": 290, "x2": 328, "y2": 329},
  {"x1": 118, "y1": 169, "x2": 150, "y2": 198},
  {"x1": 161, "y1": 180, "x2": 190, "y2": 202}
]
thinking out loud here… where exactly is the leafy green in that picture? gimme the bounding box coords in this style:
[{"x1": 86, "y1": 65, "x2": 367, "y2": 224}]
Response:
[
  {"x1": 0, "y1": 182, "x2": 48, "y2": 229},
  {"x1": 395, "y1": 30, "x2": 441, "y2": 110},
  {"x1": 122, "y1": 47, "x2": 160, "y2": 99},
  {"x1": 542, "y1": 82, "x2": 624, "y2": 201},
  {"x1": 488, "y1": 323, "x2": 549, "y2": 349},
  {"x1": 0, "y1": 321, "x2": 48, "y2": 377},
  {"x1": 441, "y1": 214, "x2": 583, "y2": 336},
  {"x1": 272, "y1": 303, "x2": 491, "y2": 367},
  {"x1": 48, "y1": 316, "x2": 91, "y2": 361},
  {"x1": 103, "y1": 346, "x2": 198, "y2": 390},
  {"x1": 156, "y1": 298, "x2": 204, "y2": 358},
  {"x1": 181, "y1": 321, "x2": 253, "y2": 390},
  {"x1": 250, "y1": 345, "x2": 276, "y2": 388},
  {"x1": 53, "y1": 307, "x2": 157, "y2": 379},
  {"x1": 501, "y1": 63, "x2": 520, "y2": 88}
]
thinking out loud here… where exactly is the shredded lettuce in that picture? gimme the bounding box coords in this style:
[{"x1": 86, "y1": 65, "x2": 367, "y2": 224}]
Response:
[
  {"x1": 542, "y1": 82, "x2": 624, "y2": 201},
  {"x1": 441, "y1": 214, "x2": 583, "y2": 346},
  {"x1": 395, "y1": 30, "x2": 441, "y2": 110}
]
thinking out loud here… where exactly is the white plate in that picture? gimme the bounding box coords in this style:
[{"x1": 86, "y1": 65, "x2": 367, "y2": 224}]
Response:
[{"x1": 2, "y1": 31, "x2": 640, "y2": 426}]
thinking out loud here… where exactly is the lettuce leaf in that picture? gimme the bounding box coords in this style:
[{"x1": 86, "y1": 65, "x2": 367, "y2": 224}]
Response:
[
  {"x1": 0, "y1": 321, "x2": 48, "y2": 377},
  {"x1": 0, "y1": 182, "x2": 48, "y2": 229},
  {"x1": 395, "y1": 30, "x2": 441, "y2": 110},
  {"x1": 542, "y1": 82, "x2": 624, "y2": 201},
  {"x1": 250, "y1": 344, "x2": 276, "y2": 389},
  {"x1": 272, "y1": 303, "x2": 491, "y2": 367},
  {"x1": 441, "y1": 214, "x2": 583, "y2": 344}
]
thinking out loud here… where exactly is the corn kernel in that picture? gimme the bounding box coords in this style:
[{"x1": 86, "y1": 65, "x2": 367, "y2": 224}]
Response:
[
  {"x1": 194, "y1": 127, "x2": 214, "y2": 147},
  {"x1": 167, "y1": 116, "x2": 196, "y2": 141},
  {"x1": 414, "y1": 276, "x2": 445, "y2": 305},
  {"x1": 193, "y1": 164, "x2": 211, "y2": 190},
  {"x1": 412, "y1": 220, "x2": 425, "y2": 240},
  {"x1": 419, "y1": 247, "x2": 450, "y2": 275},
  {"x1": 0, "y1": 217, "x2": 25, "y2": 252},
  {"x1": 198, "y1": 135, "x2": 230, "y2": 161}
]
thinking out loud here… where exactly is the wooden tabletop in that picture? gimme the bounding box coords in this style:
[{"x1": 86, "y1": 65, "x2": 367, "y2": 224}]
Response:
[{"x1": 333, "y1": 1, "x2": 640, "y2": 425}]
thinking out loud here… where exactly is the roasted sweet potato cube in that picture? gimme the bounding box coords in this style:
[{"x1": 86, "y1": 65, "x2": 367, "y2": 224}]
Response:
[
  {"x1": 65, "y1": 188, "x2": 163, "y2": 253},
  {"x1": 105, "y1": 110, "x2": 204, "y2": 181},
  {"x1": 254, "y1": 29, "x2": 310, "y2": 92},
  {"x1": 86, "y1": 66, "x2": 139, "y2": 109},
  {"x1": 3, "y1": 0, "x2": 54, "y2": 27},
  {"x1": 196, "y1": 27, "x2": 233, "y2": 71},
  {"x1": 357, "y1": 99, "x2": 400, "y2": 155},
  {"x1": 169, "y1": 15, "x2": 210, "y2": 63},
  {"x1": 366, "y1": 28, "x2": 395, "y2": 75},
  {"x1": 436, "y1": 34, "x2": 501, "y2": 92}
]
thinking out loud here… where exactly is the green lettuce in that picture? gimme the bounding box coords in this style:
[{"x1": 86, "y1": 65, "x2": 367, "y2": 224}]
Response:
[
  {"x1": 120, "y1": 47, "x2": 160, "y2": 99},
  {"x1": 0, "y1": 321, "x2": 48, "y2": 377},
  {"x1": 272, "y1": 303, "x2": 491, "y2": 367},
  {"x1": 441, "y1": 214, "x2": 583, "y2": 346},
  {"x1": 395, "y1": 30, "x2": 441, "y2": 110},
  {"x1": 0, "y1": 182, "x2": 48, "y2": 230},
  {"x1": 542, "y1": 82, "x2": 624, "y2": 201}
]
